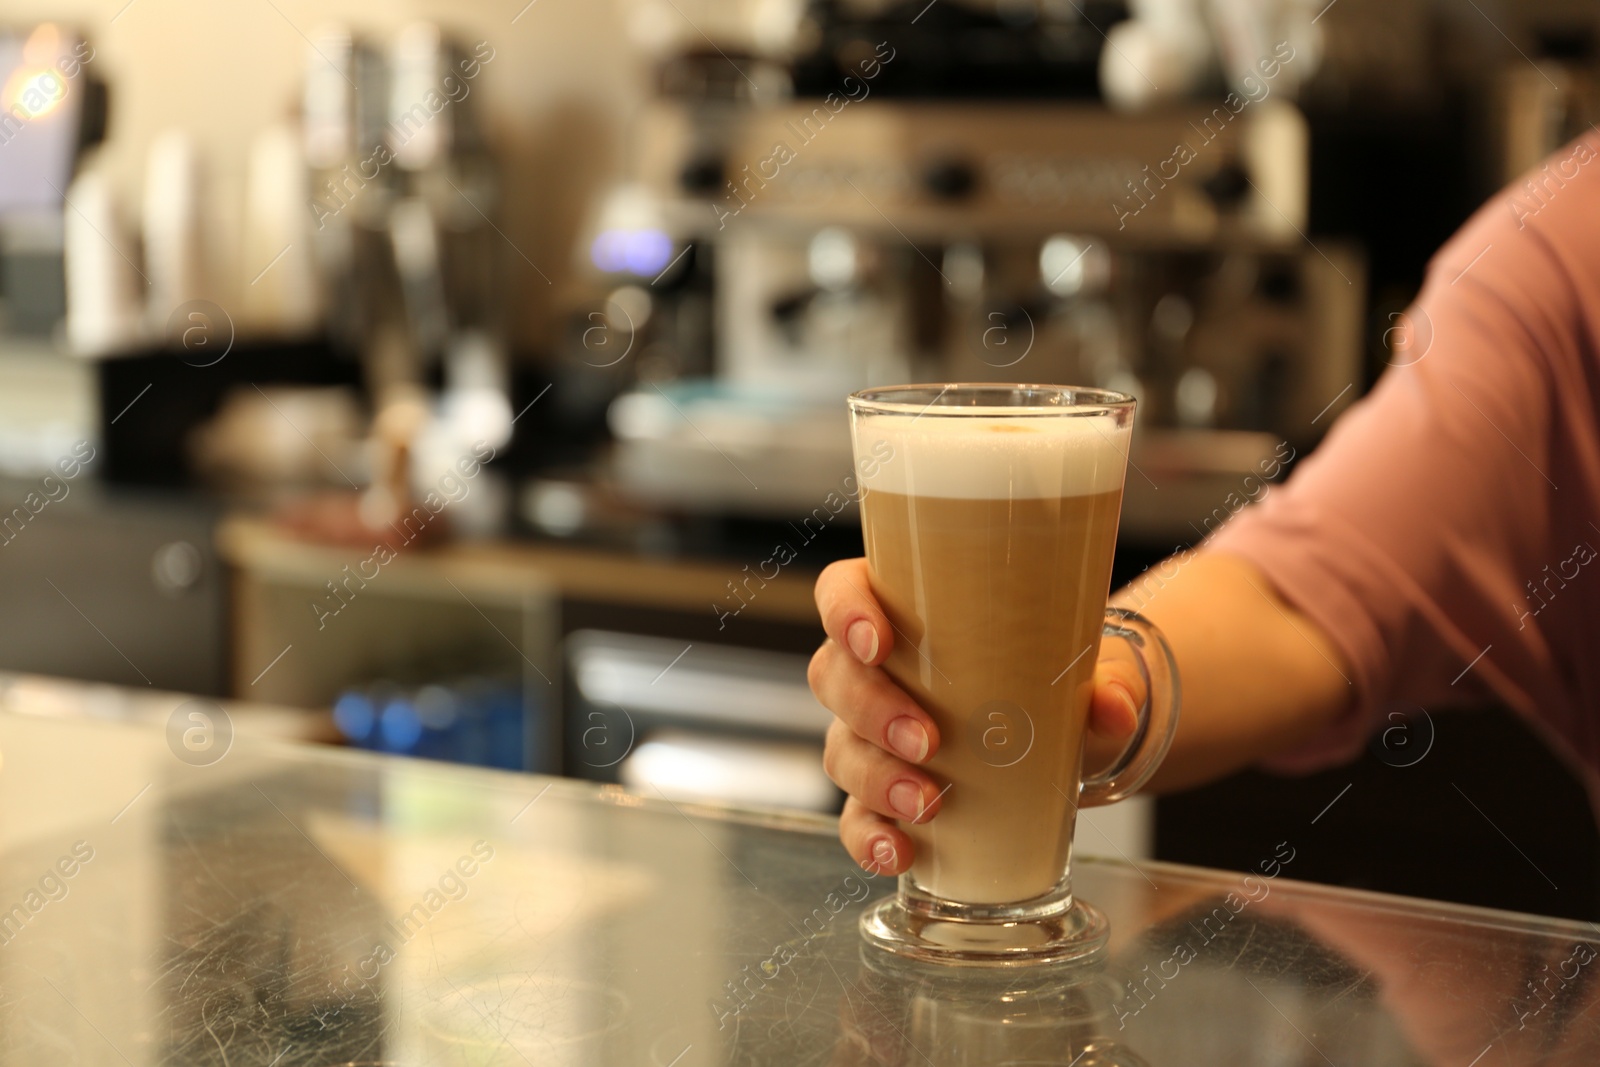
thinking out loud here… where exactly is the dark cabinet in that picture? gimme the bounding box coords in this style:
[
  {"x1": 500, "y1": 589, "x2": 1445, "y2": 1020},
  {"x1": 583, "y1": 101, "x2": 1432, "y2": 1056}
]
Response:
[{"x1": 0, "y1": 478, "x2": 226, "y2": 695}]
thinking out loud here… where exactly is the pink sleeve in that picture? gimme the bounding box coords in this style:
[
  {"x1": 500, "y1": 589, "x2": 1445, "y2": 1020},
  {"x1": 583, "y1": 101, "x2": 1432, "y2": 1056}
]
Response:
[{"x1": 1205, "y1": 142, "x2": 1600, "y2": 773}]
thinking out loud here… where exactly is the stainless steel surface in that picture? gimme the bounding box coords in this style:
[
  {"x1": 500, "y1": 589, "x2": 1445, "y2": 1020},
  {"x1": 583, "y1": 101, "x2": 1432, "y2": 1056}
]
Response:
[
  {"x1": 567, "y1": 629, "x2": 831, "y2": 734},
  {"x1": 2, "y1": 706, "x2": 1598, "y2": 1065},
  {"x1": 607, "y1": 382, "x2": 859, "y2": 517},
  {"x1": 599, "y1": 96, "x2": 1362, "y2": 525},
  {"x1": 639, "y1": 101, "x2": 1308, "y2": 240},
  {"x1": 566, "y1": 629, "x2": 833, "y2": 811}
]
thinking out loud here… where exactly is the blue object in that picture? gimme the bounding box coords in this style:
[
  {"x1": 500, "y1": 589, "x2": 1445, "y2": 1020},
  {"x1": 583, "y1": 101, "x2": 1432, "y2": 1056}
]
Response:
[
  {"x1": 378, "y1": 698, "x2": 423, "y2": 752},
  {"x1": 332, "y1": 677, "x2": 529, "y2": 771},
  {"x1": 332, "y1": 692, "x2": 376, "y2": 743},
  {"x1": 590, "y1": 228, "x2": 673, "y2": 276}
]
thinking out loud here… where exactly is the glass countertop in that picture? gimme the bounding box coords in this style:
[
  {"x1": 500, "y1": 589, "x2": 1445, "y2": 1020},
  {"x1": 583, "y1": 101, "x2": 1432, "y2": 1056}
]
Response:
[{"x1": 0, "y1": 707, "x2": 1596, "y2": 1066}]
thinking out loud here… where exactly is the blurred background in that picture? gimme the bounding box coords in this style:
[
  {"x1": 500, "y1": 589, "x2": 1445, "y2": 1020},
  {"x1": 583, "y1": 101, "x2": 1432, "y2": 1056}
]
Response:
[{"x1": 2, "y1": 0, "x2": 1598, "y2": 916}]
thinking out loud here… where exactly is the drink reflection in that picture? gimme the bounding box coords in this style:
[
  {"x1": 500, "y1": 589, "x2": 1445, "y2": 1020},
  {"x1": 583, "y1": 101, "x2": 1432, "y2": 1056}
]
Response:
[{"x1": 827, "y1": 948, "x2": 1149, "y2": 1067}]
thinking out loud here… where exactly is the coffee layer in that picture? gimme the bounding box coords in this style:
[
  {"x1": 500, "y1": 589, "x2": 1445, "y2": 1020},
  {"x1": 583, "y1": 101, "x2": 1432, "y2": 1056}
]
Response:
[{"x1": 861, "y1": 487, "x2": 1124, "y2": 904}]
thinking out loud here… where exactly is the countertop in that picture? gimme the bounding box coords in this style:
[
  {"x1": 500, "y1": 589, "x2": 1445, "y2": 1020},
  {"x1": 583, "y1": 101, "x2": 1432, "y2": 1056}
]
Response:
[
  {"x1": 217, "y1": 513, "x2": 823, "y2": 626},
  {"x1": 1, "y1": 704, "x2": 1597, "y2": 1066}
]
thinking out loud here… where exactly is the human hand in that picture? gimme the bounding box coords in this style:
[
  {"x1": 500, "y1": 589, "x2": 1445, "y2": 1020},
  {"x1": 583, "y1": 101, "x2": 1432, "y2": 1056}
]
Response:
[{"x1": 809, "y1": 558, "x2": 1146, "y2": 875}]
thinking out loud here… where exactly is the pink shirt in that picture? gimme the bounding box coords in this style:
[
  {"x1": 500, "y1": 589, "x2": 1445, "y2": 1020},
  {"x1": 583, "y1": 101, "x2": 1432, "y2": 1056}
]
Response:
[{"x1": 1209, "y1": 131, "x2": 1600, "y2": 791}]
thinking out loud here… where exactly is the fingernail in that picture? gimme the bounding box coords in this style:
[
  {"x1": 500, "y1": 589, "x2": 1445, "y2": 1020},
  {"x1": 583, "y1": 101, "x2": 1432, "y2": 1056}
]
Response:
[
  {"x1": 869, "y1": 837, "x2": 897, "y2": 871},
  {"x1": 847, "y1": 619, "x2": 879, "y2": 664},
  {"x1": 888, "y1": 781, "x2": 922, "y2": 821},
  {"x1": 886, "y1": 717, "x2": 929, "y2": 762}
]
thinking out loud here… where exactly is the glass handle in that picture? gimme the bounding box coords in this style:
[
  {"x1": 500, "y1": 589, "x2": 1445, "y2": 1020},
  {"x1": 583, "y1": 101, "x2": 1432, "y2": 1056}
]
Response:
[{"x1": 1079, "y1": 607, "x2": 1181, "y2": 806}]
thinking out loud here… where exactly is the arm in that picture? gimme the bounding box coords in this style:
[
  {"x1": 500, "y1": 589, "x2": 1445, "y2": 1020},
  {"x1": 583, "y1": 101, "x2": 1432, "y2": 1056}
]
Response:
[
  {"x1": 811, "y1": 550, "x2": 1351, "y2": 874},
  {"x1": 1107, "y1": 551, "x2": 1351, "y2": 792}
]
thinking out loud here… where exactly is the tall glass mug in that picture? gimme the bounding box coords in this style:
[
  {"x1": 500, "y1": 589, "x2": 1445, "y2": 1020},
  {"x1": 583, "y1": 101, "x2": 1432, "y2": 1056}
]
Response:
[{"x1": 848, "y1": 384, "x2": 1179, "y2": 966}]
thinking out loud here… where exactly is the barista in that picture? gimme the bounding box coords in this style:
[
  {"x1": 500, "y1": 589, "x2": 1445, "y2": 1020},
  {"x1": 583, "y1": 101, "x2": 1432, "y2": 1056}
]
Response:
[{"x1": 808, "y1": 131, "x2": 1600, "y2": 874}]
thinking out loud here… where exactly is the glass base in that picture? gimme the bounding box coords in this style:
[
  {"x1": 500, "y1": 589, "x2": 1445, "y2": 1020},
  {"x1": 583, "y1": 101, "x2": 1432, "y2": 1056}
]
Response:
[{"x1": 860, "y1": 884, "x2": 1109, "y2": 967}]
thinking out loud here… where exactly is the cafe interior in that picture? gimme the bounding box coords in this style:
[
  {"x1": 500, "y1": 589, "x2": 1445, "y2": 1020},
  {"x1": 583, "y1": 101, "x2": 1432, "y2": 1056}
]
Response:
[{"x1": 2, "y1": 0, "x2": 1600, "y2": 1063}]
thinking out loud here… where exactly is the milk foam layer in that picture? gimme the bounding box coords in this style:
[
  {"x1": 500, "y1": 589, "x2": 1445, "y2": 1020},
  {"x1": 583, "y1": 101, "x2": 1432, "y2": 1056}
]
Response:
[{"x1": 853, "y1": 413, "x2": 1129, "y2": 500}]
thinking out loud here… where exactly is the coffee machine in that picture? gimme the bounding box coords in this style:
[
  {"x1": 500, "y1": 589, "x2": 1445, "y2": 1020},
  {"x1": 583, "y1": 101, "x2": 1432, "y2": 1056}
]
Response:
[{"x1": 587, "y1": 2, "x2": 1364, "y2": 541}]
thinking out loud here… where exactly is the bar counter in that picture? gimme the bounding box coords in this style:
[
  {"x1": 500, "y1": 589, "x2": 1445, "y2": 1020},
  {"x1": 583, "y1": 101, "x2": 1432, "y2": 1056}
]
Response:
[{"x1": 0, "y1": 688, "x2": 1595, "y2": 1066}]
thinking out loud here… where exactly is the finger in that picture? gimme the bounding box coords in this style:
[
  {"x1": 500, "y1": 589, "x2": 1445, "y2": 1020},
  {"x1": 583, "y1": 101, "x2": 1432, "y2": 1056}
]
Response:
[
  {"x1": 840, "y1": 796, "x2": 916, "y2": 876},
  {"x1": 823, "y1": 719, "x2": 945, "y2": 824},
  {"x1": 1088, "y1": 657, "x2": 1145, "y2": 740},
  {"x1": 809, "y1": 638, "x2": 939, "y2": 762},
  {"x1": 816, "y1": 558, "x2": 893, "y2": 666}
]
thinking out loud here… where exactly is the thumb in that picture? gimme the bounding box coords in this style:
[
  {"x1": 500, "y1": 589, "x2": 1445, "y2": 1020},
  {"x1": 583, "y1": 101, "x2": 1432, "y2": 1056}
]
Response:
[{"x1": 1089, "y1": 657, "x2": 1144, "y2": 740}]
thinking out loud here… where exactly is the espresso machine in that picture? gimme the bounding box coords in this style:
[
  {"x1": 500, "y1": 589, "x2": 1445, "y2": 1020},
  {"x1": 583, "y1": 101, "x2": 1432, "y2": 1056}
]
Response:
[
  {"x1": 585, "y1": 1, "x2": 1363, "y2": 542},
  {"x1": 544, "y1": 0, "x2": 1365, "y2": 832}
]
